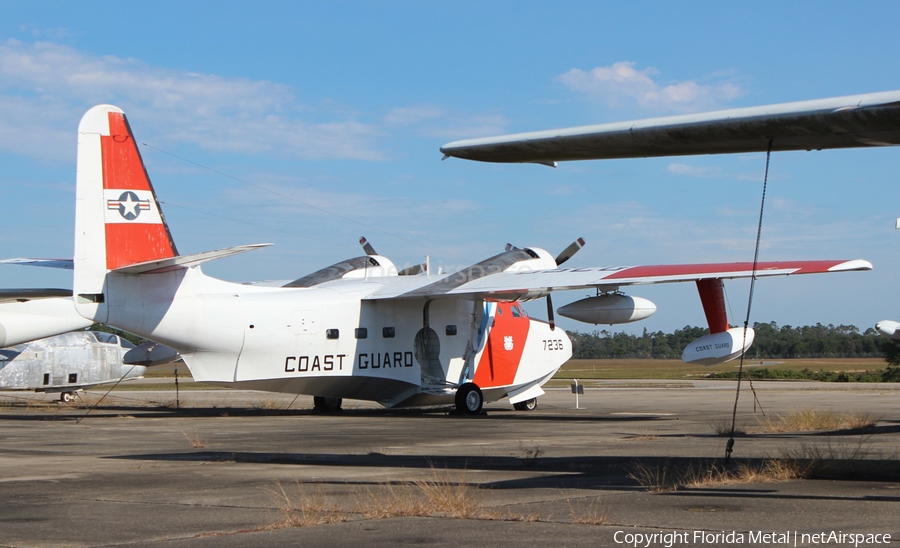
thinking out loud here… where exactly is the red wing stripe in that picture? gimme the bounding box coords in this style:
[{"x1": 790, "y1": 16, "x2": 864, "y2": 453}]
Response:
[{"x1": 604, "y1": 260, "x2": 851, "y2": 279}]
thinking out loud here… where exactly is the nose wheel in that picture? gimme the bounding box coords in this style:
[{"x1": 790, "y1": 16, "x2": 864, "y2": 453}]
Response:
[
  {"x1": 455, "y1": 383, "x2": 483, "y2": 415},
  {"x1": 513, "y1": 398, "x2": 538, "y2": 411}
]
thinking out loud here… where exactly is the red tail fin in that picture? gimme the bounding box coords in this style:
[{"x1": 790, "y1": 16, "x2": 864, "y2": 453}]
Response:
[{"x1": 101, "y1": 110, "x2": 177, "y2": 269}]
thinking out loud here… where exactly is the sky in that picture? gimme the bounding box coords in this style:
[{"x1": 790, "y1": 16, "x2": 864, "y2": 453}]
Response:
[{"x1": 1, "y1": 1, "x2": 899, "y2": 335}]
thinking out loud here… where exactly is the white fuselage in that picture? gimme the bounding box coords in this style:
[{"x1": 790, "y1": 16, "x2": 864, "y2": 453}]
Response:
[{"x1": 104, "y1": 266, "x2": 568, "y2": 407}]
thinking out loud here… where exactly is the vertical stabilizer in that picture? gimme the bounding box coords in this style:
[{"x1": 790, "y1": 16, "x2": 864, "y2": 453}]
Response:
[{"x1": 74, "y1": 105, "x2": 178, "y2": 322}]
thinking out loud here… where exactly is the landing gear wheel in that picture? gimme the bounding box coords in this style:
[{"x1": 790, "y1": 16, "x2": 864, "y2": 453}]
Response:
[
  {"x1": 313, "y1": 396, "x2": 343, "y2": 412},
  {"x1": 513, "y1": 398, "x2": 538, "y2": 411},
  {"x1": 61, "y1": 392, "x2": 77, "y2": 403},
  {"x1": 455, "y1": 383, "x2": 483, "y2": 415}
]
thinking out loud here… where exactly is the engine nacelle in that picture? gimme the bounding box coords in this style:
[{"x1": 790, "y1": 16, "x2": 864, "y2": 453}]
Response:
[
  {"x1": 557, "y1": 294, "x2": 657, "y2": 325},
  {"x1": 503, "y1": 247, "x2": 559, "y2": 273},
  {"x1": 876, "y1": 320, "x2": 900, "y2": 339},
  {"x1": 683, "y1": 327, "x2": 754, "y2": 366}
]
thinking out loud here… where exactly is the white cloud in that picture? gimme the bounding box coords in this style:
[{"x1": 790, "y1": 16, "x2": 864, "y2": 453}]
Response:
[
  {"x1": 384, "y1": 105, "x2": 447, "y2": 126},
  {"x1": 667, "y1": 163, "x2": 722, "y2": 178},
  {"x1": 0, "y1": 39, "x2": 382, "y2": 161},
  {"x1": 384, "y1": 104, "x2": 508, "y2": 139},
  {"x1": 557, "y1": 61, "x2": 743, "y2": 112},
  {"x1": 667, "y1": 162, "x2": 765, "y2": 182}
]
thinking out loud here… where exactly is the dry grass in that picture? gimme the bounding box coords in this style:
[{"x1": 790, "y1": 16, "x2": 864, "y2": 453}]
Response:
[
  {"x1": 630, "y1": 458, "x2": 804, "y2": 492},
  {"x1": 554, "y1": 357, "x2": 886, "y2": 381},
  {"x1": 622, "y1": 434, "x2": 662, "y2": 442},
  {"x1": 254, "y1": 398, "x2": 284, "y2": 411},
  {"x1": 182, "y1": 429, "x2": 210, "y2": 449},
  {"x1": 631, "y1": 435, "x2": 898, "y2": 492},
  {"x1": 629, "y1": 460, "x2": 684, "y2": 492},
  {"x1": 772, "y1": 438, "x2": 900, "y2": 479},
  {"x1": 267, "y1": 481, "x2": 350, "y2": 529},
  {"x1": 266, "y1": 468, "x2": 556, "y2": 529},
  {"x1": 360, "y1": 468, "x2": 486, "y2": 519},
  {"x1": 709, "y1": 418, "x2": 747, "y2": 437},
  {"x1": 751, "y1": 409, "x2": 878, "y2": 433},
  {"x1": 569, "y1": 497, "x2": 609, "y2": 525}
]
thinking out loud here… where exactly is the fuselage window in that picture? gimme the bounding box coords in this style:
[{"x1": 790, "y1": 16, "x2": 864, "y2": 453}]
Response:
[
  {"x1": 383, "y1": 327, "x2": 395, "y2": 338},
  {"x1": 355, "y1": 328, "x2": 368, "y2": 339},
  {"x1": 68, "y1": 373, "x2": 78, "y2": 384},
  {"x1": 445, "y1": 325, "x2": 457, "y2": 336},
  {"x1": 326, "y1": 329, "x2": 340, "y2": 340},
  {"x1": 42, "y1": 373, "x2": 50, "y2": 385}
]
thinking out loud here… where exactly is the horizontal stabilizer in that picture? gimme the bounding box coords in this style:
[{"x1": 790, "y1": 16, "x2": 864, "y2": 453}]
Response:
[
  {"x1": 112, "y1": 244, "x2": 271, "y2": 275},
  {"x1": 0, "y1": 258, "x2": 74, "y2": 270},
  {"x1": 0, "y1": 288, "x2": 72, "y2": 303},
  {"x1": 440, "y1": 90, "x2": 900, "y2": 164}
]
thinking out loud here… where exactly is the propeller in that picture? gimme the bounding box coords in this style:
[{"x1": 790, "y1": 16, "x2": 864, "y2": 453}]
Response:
[
  {"x1": 359, "y1": 236, "x2": 377, "y2": 256},
  {"x1": 547, "y1": 238, "x2": 585, "y2": 330},
  {"x1": 546, "y1": 293, "x2": 555, "y2": 331},
  {"x1": 501, "y1": 238, "x2": 586, "y2": 330},
  {"x1": 554, "y1": 237, "x2": 585, "y2": 266}
]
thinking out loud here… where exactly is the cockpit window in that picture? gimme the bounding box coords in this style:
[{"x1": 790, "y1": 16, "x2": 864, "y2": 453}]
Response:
[
  {"x1": 94, "y1": 332, "x2": 118, "y2": 344},
  {"x1": 121, "y1": 339, "x2": 136, "y2": 349},
  {"x1": 510, "y1": 306, "x2": 522, "y2": 318}
]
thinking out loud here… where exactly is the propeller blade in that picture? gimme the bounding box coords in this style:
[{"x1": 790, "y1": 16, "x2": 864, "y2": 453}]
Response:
[
  {"x1": 398, "y1": 263, "x2": 426, "y2": 276},
  {"x1": 546, "y1": 293, "x2": 555, "y2": 331},
  {"x1": 555, "y1": 237, "x2": 586, "y2": 266},
  {"x1": 359, "y1": 236, "x2": 377, "y2": 256}
]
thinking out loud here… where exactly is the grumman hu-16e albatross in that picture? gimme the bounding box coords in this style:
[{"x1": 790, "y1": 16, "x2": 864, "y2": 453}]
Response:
[{"x1": 5, "y1": 104, "x2": 878, "y2": 414}]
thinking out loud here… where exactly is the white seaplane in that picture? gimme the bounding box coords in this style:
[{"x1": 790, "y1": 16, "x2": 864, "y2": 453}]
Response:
[{"x1": 5, "y1": 93, "x2": 895, "y2": 413}]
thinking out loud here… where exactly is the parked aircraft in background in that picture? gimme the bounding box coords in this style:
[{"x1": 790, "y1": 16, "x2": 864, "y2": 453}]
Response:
[
  {"x1": 0, "y1": 330, "x2": 145, "y2": 401},
  {"x1": 0, "y1": 104, "x2": 871, "y2": 416},
  {"x1": 875, "y1": 217, "x2": 900, "y2": 339}
]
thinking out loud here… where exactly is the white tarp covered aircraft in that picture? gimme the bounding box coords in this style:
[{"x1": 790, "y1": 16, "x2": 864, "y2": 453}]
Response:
[
  {"x1": 0, "y1": 330, "x2": 146, "y2": 401},
  {"x1": 3, "y1": 100, "x2": 886, "y2": 414}
]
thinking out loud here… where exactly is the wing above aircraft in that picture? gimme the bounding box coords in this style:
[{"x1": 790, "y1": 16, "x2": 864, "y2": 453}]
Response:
[{"x1": 439, "y1": 90, "x2": 900, "y2": 164}]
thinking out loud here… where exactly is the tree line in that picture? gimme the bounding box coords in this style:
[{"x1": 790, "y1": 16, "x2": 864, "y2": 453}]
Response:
[{"x1": 567, "y1": 322, "x2": 887, "y2": 360}]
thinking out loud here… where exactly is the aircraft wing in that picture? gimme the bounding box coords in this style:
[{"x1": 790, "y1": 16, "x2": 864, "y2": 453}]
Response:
[
  {"x1": 364, "y1": 259, "x2": 871, "y2": 301},
  {"x1": 439, "y1": 90, "x2": 900, "y2": 164}
]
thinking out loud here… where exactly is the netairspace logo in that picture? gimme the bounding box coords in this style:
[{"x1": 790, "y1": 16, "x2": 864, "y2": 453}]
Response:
[{"x1": 613, "y1": 530, "x2": 892, "y2": 547}]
